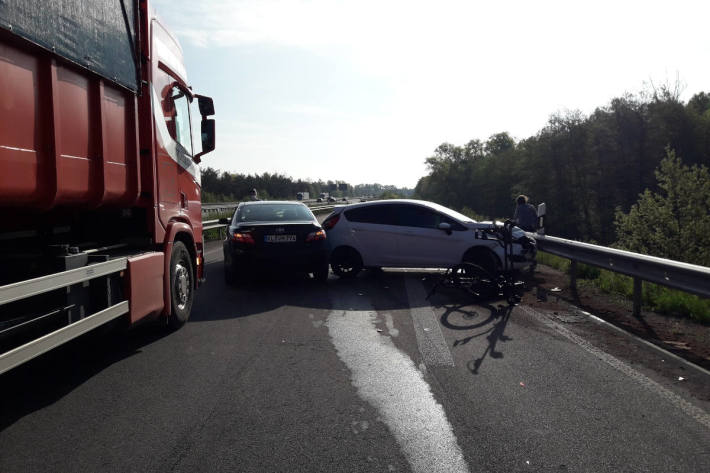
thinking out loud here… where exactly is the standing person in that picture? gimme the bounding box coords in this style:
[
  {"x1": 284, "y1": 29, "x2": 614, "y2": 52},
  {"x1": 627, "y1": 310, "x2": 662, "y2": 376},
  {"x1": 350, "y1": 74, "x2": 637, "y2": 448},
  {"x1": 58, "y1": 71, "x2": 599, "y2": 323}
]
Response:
[
  {"x1": 513, "y1": 195, "x2": 537, "y2": 231},
  {"x1": 249, "y1": 188, "x2": 260, "y2": 201}
]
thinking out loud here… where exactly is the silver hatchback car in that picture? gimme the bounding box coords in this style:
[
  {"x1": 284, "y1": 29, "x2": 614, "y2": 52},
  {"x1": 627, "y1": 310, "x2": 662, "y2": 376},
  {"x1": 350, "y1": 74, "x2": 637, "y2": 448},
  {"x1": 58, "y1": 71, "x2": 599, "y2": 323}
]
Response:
[{"x1": 322, "y1": 199, "x2": 536, "y2": 278}]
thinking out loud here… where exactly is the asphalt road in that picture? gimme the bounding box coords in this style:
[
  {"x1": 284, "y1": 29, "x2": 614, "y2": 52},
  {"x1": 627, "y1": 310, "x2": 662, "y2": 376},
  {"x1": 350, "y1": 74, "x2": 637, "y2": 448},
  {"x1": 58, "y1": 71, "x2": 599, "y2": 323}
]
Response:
[{"x1": 1, "y1": 242, "x2": 709, "y2": 472}]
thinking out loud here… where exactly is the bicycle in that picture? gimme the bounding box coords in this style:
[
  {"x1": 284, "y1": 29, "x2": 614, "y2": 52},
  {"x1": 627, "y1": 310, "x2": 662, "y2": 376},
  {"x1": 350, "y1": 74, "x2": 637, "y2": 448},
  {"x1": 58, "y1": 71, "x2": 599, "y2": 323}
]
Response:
[{"x1": 426, "y1": 220, "x2": 524, "y2": 305}]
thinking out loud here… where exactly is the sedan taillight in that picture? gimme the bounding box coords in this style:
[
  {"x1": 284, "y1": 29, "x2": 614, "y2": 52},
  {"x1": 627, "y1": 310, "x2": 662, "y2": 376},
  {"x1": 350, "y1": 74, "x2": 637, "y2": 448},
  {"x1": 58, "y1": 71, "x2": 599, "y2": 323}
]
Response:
[
  {"x1": 232, "y1": 232, "x2": 255, "y2": 245},
  {"x1": 306, "y1": 229, "x2": 326, "y2": 242}
]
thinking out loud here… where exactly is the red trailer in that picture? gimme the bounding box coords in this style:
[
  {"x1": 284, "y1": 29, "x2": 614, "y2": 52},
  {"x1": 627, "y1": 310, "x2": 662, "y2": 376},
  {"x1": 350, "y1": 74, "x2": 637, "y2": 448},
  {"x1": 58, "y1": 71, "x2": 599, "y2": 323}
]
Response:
[{"x1": 0, "y1": 0, "x2": 215, "y2": 374}]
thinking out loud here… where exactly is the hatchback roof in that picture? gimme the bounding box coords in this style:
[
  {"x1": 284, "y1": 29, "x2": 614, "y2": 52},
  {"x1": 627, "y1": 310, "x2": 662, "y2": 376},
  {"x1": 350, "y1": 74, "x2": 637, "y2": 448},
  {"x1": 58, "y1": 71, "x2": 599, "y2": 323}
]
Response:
[{"x1": 338, "y1": 199, "x2": 476, "y2": 222}]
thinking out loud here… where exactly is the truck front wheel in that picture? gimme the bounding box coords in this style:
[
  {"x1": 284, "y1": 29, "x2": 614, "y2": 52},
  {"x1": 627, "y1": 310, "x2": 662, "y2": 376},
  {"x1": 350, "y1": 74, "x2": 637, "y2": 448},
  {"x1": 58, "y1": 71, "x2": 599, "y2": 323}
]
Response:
[{"x1": 169, "y1": 241, "x2": 194, "y2": 328}]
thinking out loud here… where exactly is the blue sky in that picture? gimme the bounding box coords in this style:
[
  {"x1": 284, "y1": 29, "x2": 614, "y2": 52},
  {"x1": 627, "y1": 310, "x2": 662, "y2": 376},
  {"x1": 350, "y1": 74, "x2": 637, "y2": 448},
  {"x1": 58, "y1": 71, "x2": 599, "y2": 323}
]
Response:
[{"x1": 154, "y1": 0, "x2": 710, "y2": 187}]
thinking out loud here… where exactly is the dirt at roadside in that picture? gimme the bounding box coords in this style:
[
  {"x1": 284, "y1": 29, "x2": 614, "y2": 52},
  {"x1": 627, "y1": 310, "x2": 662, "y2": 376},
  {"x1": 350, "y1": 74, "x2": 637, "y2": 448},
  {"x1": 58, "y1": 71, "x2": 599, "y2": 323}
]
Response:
[{"x1": 521, "y1": 264, "x2": 710, "y2": 372}]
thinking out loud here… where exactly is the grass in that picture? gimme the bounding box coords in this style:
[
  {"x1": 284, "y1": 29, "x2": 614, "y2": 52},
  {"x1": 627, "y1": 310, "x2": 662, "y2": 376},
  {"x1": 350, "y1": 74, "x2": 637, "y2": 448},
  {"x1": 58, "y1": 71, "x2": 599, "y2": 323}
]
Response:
[{"x1": 537, "y1": 251, "x2": 710, "y2": 323}]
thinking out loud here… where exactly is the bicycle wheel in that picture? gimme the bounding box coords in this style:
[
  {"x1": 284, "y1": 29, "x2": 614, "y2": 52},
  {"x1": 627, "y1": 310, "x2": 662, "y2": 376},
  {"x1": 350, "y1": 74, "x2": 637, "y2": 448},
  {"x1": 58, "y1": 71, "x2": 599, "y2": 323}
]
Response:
[{"x1": 450, "y1": 263, "x2": 498, "y2": 299}]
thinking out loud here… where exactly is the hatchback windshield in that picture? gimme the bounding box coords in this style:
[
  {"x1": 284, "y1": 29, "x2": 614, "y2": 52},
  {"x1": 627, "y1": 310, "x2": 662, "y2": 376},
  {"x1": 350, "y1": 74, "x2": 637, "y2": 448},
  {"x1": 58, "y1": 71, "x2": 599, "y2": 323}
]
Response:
[
  {"x1": 235, "y1": 204, "x2": 314, "y2": 223},
  {"x1": 424, "y1": 202, "x2": 475, "y2": 223}
]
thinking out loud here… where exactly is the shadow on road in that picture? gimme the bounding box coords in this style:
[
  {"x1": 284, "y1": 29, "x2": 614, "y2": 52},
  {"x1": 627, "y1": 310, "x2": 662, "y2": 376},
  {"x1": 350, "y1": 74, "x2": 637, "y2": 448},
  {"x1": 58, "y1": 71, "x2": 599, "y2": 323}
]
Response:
[
  {"x1": 0, "y1": 321, "x2": 173, "y2": 432},
  {"x1": 191, "y1": 261, "x2": 333, "y2": 322},
  {"x1": 465, "y1": 304, "x2": 514, "y2": 374},
  {"x1": 435, "y1": 296, "x2": 515, "y2": 375}
]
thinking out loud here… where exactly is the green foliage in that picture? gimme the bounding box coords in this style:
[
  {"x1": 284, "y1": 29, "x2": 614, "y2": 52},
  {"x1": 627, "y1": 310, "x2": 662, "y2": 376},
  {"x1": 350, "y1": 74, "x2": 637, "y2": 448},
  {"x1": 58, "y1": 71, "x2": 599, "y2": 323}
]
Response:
[
  {"x1": 355, "y1": 183, "x2": 414, "y2": 198},
  {"x1": 538, "y1": 252, "x2": 710, "y2": 322},
  {"x1": 614, "y1": 148, "x2": 710, "y2": 265},
  {"x1": 415, "y1": 88, "x2": 710, "y2": 244},
  {"x1": 379, "y1": 191, "x2": 403, "y2": 199},
  {"x1": 415, "y1": 85, "x2": 710, "y2": 323},
  {"x1": 595, "y1": 271, "x2": 710, "y2": 323},
  {"x1": 459, "y1": 207, "x2": 488, "y2": 222},
  {"x1": 536, "y1": 251, "x2": 570, "y2": 272},
  {"x1": 201, "y1": 168, "x2": 412, "y2": 202}
]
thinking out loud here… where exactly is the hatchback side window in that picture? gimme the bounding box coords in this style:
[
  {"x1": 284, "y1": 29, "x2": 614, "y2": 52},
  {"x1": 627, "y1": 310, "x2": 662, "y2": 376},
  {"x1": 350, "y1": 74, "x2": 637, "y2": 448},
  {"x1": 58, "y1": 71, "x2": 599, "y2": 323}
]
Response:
[
  {"x1": 344, "y1": 205, "x2": 395, "y2": 225},
  {"x1": 394, "y1": 204, "x2": 440, "y2": 228},
  {"x1": 392, "y1": 204, "x2": 467, "y2": 230}
]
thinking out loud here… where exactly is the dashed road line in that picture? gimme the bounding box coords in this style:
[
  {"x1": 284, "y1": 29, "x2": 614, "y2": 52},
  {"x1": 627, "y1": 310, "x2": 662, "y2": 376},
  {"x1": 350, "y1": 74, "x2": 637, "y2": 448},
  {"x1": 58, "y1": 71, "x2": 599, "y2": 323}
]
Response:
[{"x1": 404, "y1": 275, "x2": 455, "y2": 366}]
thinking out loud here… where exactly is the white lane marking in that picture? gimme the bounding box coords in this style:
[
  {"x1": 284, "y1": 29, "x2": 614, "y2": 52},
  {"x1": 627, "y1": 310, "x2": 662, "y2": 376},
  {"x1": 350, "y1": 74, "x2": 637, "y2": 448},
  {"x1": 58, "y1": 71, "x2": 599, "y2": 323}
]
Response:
[
  {"x1": 327, "y1": 300, "x2": 470, "y2": 473},
  {"x1": 383, "y1": 313, "x2": 399, "y2": 337},
  {"x1": 404, "y1": 276, "x2": 454, "y2": 366},
  {"x1": 582, "y1": 310, "x2": 710, "y2": 377},
  {"x1": 517, "y1": 305, "x2": 710, "y2": 430}
]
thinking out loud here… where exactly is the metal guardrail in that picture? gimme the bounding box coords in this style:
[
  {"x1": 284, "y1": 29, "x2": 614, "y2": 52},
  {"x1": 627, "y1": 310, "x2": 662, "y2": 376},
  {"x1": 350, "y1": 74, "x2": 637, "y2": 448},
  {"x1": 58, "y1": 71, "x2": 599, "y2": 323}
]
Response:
[
  {"x1": 0, "y1": 258, "x2": 129, "y2": 375},
  {"x1": 202, "y1": 219, "x2": 223, "y2": 231},
  {"x1": 201, "y1": 198, "x2": 363, "y2": 217},
  {"x1": 201, "y1": 202, "x2": 239, "y2": 216},
  {"x1": 530, "y1": 233, "x2": 710, "y2": 316}
]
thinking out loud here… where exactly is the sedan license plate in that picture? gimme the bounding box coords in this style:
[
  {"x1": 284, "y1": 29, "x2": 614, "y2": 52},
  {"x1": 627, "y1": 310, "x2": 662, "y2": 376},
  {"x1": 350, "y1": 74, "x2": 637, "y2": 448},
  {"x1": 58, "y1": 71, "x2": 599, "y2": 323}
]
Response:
[{"x1": 264, "y1": 234, "x2": 296, "y2": 243}]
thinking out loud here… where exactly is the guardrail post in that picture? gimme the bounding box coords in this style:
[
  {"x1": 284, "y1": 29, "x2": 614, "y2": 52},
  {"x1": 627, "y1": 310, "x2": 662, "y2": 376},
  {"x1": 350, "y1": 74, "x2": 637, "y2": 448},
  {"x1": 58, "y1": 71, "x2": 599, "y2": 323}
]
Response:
[
  {"x1": 569, "y1": 260, "x2": 577, "y2": 291},
  {"x1": 632, "y1": 277, "x2": 642, "y2": 317}
]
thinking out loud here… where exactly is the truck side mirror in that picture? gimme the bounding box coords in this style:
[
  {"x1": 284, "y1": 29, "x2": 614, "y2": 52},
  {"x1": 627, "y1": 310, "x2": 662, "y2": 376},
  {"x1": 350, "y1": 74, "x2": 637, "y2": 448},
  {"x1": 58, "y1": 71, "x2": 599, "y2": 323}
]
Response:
[
  {"x1": 196, "y1": 95, "x2": 215, "y2": 117},
  {"x1": 194, "y1": 119, "x2": 215, "y2": 163}
]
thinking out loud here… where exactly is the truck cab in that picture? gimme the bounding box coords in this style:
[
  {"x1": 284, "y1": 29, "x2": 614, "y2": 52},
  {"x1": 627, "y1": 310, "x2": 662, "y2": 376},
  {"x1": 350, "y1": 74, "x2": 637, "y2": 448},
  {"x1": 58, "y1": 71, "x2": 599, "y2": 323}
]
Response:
[{"x1": 0, "y1": 0, "x2": 215, "y2": 374}]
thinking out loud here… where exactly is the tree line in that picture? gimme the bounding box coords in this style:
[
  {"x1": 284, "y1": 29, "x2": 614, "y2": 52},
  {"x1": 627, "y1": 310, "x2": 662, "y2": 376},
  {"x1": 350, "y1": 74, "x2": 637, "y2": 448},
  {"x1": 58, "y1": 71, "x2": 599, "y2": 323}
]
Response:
[
  {"x1": 200, "y1": 168, "x2": 413, "y2": 202},
  {"x1": 414, "y1": 87, "x2": 710, "y2": 250}
]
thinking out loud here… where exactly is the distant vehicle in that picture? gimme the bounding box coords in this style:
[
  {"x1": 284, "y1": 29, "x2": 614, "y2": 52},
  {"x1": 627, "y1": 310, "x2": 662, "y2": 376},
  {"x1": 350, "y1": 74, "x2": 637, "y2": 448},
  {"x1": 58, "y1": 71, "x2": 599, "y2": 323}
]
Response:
[
  {"x1": 360, "y1": 199, "x2": 367, "y2": 202},
  {"x1": 296, "y1": 192, "x2": 309, "y2": 201},
  {"x1": 222, "y1": 202, "x2": 329, "y2": 283},
  {"x1": 341, "y1": 197, "x2": 348, "y2": 202},
  {"x1": 322, "y1": 200, "x2": 536, "y2": 278},
  {"x1": 328, "y1": 196, "x2": 336, "y2": 203},
  {"x1": 317, "y1": 198, "x2": 323, "y2": 203},
  {"x1": 319, "y1": 192, "x2": 328, "y2": 199}
]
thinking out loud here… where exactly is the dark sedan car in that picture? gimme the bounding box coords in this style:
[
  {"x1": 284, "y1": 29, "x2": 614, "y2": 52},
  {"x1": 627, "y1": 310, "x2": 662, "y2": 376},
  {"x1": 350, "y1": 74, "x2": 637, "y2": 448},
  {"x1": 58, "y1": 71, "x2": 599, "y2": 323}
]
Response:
[{"x1": 221, "y1": 201, "x2": 329, "y2": 283}]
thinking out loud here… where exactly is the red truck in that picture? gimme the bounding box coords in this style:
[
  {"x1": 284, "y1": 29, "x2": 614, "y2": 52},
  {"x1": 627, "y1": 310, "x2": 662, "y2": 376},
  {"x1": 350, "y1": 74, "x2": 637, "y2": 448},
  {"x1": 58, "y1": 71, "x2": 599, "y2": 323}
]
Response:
[{"x1": 0, "y1": 0, "x2": 215, "y2": 374}]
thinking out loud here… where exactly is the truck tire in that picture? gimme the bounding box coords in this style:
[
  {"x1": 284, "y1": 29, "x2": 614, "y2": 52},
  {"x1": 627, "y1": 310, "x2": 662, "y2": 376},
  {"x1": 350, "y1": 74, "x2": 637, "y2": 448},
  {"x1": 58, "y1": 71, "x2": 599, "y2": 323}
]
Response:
[{"x1": 169, "y1": 241, "x2": 194, "y2": 329}]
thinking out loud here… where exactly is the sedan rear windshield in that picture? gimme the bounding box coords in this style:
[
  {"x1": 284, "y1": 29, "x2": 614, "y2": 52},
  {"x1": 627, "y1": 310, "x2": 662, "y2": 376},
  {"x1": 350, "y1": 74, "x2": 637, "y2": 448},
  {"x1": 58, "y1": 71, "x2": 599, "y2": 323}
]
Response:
[{"x1": 235, "y1": 204, "x2": 314, "y2": 223}]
